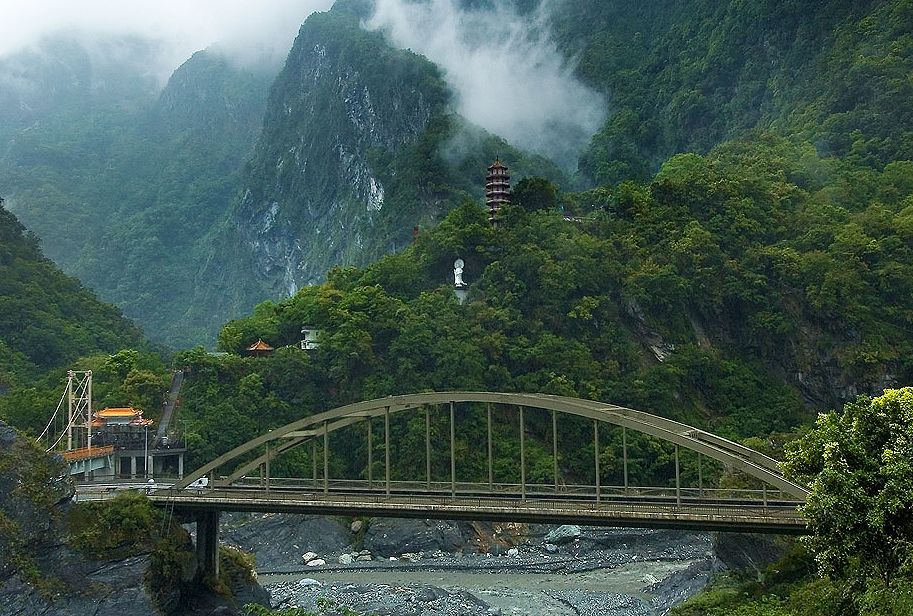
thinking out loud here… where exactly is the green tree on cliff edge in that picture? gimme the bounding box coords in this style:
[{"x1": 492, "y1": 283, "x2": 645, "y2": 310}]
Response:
[{"x1": 784, "y1": 388, "x2": 913, "y2": 591}]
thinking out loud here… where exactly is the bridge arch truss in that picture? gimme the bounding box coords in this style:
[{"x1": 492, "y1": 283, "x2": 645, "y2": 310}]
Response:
[{"x1": 175, "y1": 392, "x2": 808, "y2": 502}]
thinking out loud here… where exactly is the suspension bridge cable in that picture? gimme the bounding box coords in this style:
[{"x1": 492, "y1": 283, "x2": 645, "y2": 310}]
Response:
[{"x1": 37, "y1": 387, "x2": 68, "y2": 443}]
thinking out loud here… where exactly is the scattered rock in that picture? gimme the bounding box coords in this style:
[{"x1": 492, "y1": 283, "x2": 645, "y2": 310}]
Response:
[
  {"x1": 356, "y1": 554, "x2": 373, "y2": 562},
  {"x1": 544, "y1": 543, "x2": 558, "y2": 554},
  {"x1": 301, "y1": 551, "x2": 318, "y2": 564},
  {"x1": 543, "y1": 525, "x2": 582, "y2": 545},
  {"x1": 351, "y1": 520, "x2": 364, "y2": 534},
  {"x1": 222, "y1": 512, "x2": 349, "y2": 570},
  {"x1": 306, "y1": 558, "x2": 325, "y2": 567},
  {"x1": 298, "y1": 578, "x2": 321, "y2": 587},
  {"x1": 338, "y1": 553, "x2": 355, "y2": 565},
  {"x1": 506, "y1": 548, "x2": 519, "y2": 557}
]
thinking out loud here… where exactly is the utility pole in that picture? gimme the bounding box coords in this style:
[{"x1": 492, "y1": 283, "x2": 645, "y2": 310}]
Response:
[{"x1": 144, "y1": 426, "x2": 149, "y2": 479}]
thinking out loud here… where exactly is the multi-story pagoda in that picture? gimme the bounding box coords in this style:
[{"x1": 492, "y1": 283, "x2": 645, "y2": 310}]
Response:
[{"x1": 486, "y1": 159, "x2": 510, "y2": 226}]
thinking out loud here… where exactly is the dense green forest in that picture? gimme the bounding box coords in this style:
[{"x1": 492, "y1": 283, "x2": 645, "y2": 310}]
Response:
[
  {"x1": 0, "y1": 199, "x2": 169, "y2": 435},
  {"x1": 215, "y1": 5, "x2": 567, "y2": 320},
  {"x1": 2, "y1": 1, "x2": 913, "y2": 613},
  {"x1": 554, "y1": 0, "x2": 913, "y2": 186},
  {"x1": 0, "y1": 45, "x2": 274, "y2": 347},
  {"x1": 8, "y1": 0, "x2": 912, "y2": 348}
]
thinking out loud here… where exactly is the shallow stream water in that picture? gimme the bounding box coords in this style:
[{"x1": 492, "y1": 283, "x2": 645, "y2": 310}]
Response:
[{"x1": 261, "y1": 557, "x2": 708, "y2": 615}]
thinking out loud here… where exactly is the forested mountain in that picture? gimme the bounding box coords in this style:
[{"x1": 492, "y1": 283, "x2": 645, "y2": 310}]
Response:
[
  {"x1": 0, "y1": 38, "x2": 274, "y2": 347},
  {"x1": 0, "y1": 199, "x2": 147, "y2": 388},
  {"x1": 4, "y1": 1, "x2": 910, "y2": 351},
  {"x1": 1, "y1": 2, "x2": 912, "y2": 612},
  {"x1": 557, "y1": 0, "x2": 913, "y2": 184},
  {"x1": 213, "y1": 5, "x2": 565, "y2": 311}
]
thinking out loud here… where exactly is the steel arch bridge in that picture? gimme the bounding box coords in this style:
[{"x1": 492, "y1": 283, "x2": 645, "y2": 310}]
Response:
[
  {"x1": 135, "y1": 392, "x2": 811, "y2": 576},
  {"x1": 173, "y1": 391, "x2": 808, "y2": 500}
]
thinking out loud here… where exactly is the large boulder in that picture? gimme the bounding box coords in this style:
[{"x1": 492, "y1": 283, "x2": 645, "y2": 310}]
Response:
[
  {"x1": 364, "y1": 518, "x2": 468, "y2": 555},
  {"x1": 543, "y1": 525, "x2": 582, "y2": 545}
]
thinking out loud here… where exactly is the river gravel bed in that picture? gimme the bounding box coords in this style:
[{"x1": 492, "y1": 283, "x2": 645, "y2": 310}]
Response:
[{"x1": 258, "y1": 531, "x2": 716, "y2": 616}]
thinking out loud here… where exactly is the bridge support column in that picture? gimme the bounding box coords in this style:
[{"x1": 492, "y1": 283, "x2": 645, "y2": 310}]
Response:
[
  {"x1": 178, "y1": 453, "x2": 184, "y2": 479},
  {"x1": 367, "y1": 417, "x2": 373, "y2": 488},
  {"x1": 552, "y1": 410, "x2": 558, "y2": 493},
  {"x1": 385, "y1": 406, "x2": 390, "y2": 496},
  {"x1": 265, "y1": 443, "x2": 270, "y2": 493},
  {"x1": 196, "y1": 510, "x2": 220, "y2": 578},
  {"x1": 675, "y1": 445, "x2": 682, "y2": 506},
  {"x1": 131, "y1": 456, "x2": 137, "y2": 478},
  {"x1": 698, "y1": 454, "x2": 703, "y2": 498},
  {"x1": 622, "y1": 427, "x2": 629, "y2": 495},
  {"x1": 324, "y1": 420, "x2": 329, "y2": 494},
  {"x1": 426, "y1": 406, "x2": 431, "y2": 490},
  {"x1": 312, "y1": 439, "x2": 317, "y2": 488}
]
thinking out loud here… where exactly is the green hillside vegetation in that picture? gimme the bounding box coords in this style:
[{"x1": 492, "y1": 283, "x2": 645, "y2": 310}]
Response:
[
  {"x1": 5, "y1": 0, "x2": 910, "y2": 351},
  {"x1": 219, "y1": 6, "x2": 566, "y2": 310},
  {"x1": 168, "y1": 132, "x2": 913, "y2": 615},
  {"x1": 169, "y1": 134, "x2": 911, "y2": 487},
  {"x1": 0, "y1": 199, "x2": 147, "y2": 381},
  {"x1": 674, "y1": 387, "x2": 913, "y2": 616},
  {"x1": 1, "y1": 47, "x2": 273, "y2": 347},
  {"x1": 0, "y1": 199, "x2": 168, "y2": 435},
  {"x1": 554, "y1": 0, "x2": 913, "y2": 185}
]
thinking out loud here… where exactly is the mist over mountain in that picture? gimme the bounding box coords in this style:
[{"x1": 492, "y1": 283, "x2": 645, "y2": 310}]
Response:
[
  {"x1": 365, "y1": 0, "x2": 606, "y2": 168},
  {"x1": 2, "y1": 0, "x2": 912, "y2": 353},
  {"x1": 0, "y1": 36, "x2": 275, "y2": 347}
]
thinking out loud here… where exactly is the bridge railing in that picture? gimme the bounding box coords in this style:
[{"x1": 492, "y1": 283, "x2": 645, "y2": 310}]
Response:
[
  {"x1": 229, "y1": 476, "x2": 791, "y2": 504},
  {"x1": 152, "y1": 485, "x2": 806, "y2": 523}
]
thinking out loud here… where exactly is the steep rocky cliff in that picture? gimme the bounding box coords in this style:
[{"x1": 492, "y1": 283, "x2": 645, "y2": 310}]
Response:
[
  {"x1": 0, "y1": 422, "x2": 268, "y2": 616},
  {"x1": 221, "y1": 8, "x2": 447, "y2": 301},
  {"x1": 215, "y1": 4, "x2": 565, "y2": 309}
]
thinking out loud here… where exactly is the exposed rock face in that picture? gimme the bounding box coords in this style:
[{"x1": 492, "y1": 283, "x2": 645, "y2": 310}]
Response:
[
  {"x1": 712, "y1": 532, "x2": 789, "y2": 580},
  {"x1": 220, "y1": 9, "x2": 450, "y2": 303},
  {"x1": 221, "y1": 512, "x2": 351, "y2": 570},
  {"x1": 0, "y1": 421, "x2": 268, "y2": 616},
  {"x1": 364, "y1": 518, "x2": 468, "y2": 556}
]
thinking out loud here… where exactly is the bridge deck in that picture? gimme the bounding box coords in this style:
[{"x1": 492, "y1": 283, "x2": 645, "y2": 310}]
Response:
[{"x1": 135, "y1": 487, "x2": 806, "y2": 534}]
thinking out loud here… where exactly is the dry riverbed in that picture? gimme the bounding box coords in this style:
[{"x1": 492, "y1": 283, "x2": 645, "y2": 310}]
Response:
[{"x1": 239, "y1": 521, "x2": 717, "y2": 616}]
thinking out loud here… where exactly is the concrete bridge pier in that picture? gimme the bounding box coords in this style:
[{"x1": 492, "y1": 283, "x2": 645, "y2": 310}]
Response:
[{"x1": 196, "y1": 510, "x2": 220, "y2": 577}]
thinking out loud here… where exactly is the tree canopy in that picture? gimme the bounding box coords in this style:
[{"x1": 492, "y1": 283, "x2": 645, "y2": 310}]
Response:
[{"x1": 784, "y1": 388, "x2": 913, "y2": 589}]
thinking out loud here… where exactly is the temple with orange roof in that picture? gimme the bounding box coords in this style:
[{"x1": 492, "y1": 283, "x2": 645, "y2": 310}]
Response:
[{"x1": 84, "y1": 406, "x2": 185, "y2": 479}]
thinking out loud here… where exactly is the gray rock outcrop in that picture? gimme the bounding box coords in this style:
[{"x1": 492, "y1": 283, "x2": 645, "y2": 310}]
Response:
[
  {"x1": 364, "y1": 518, "x2": 468, "y2": 556},
  {"x1": 0, "y1": 421, "x2": 268, "y2": 616}
]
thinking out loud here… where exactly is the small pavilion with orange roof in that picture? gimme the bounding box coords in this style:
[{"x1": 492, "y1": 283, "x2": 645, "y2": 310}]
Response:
[{"x1": 245, "y1": 339, "x2": 275, "y2": 357}]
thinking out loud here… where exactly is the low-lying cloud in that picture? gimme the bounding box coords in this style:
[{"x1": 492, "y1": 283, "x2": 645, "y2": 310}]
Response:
[
  {"x1": 0, "y1": 0, "x2": 334, "y2": 79},
  {"x1": 365, "y1": 0, "x2": 606, "y2": 168}
]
